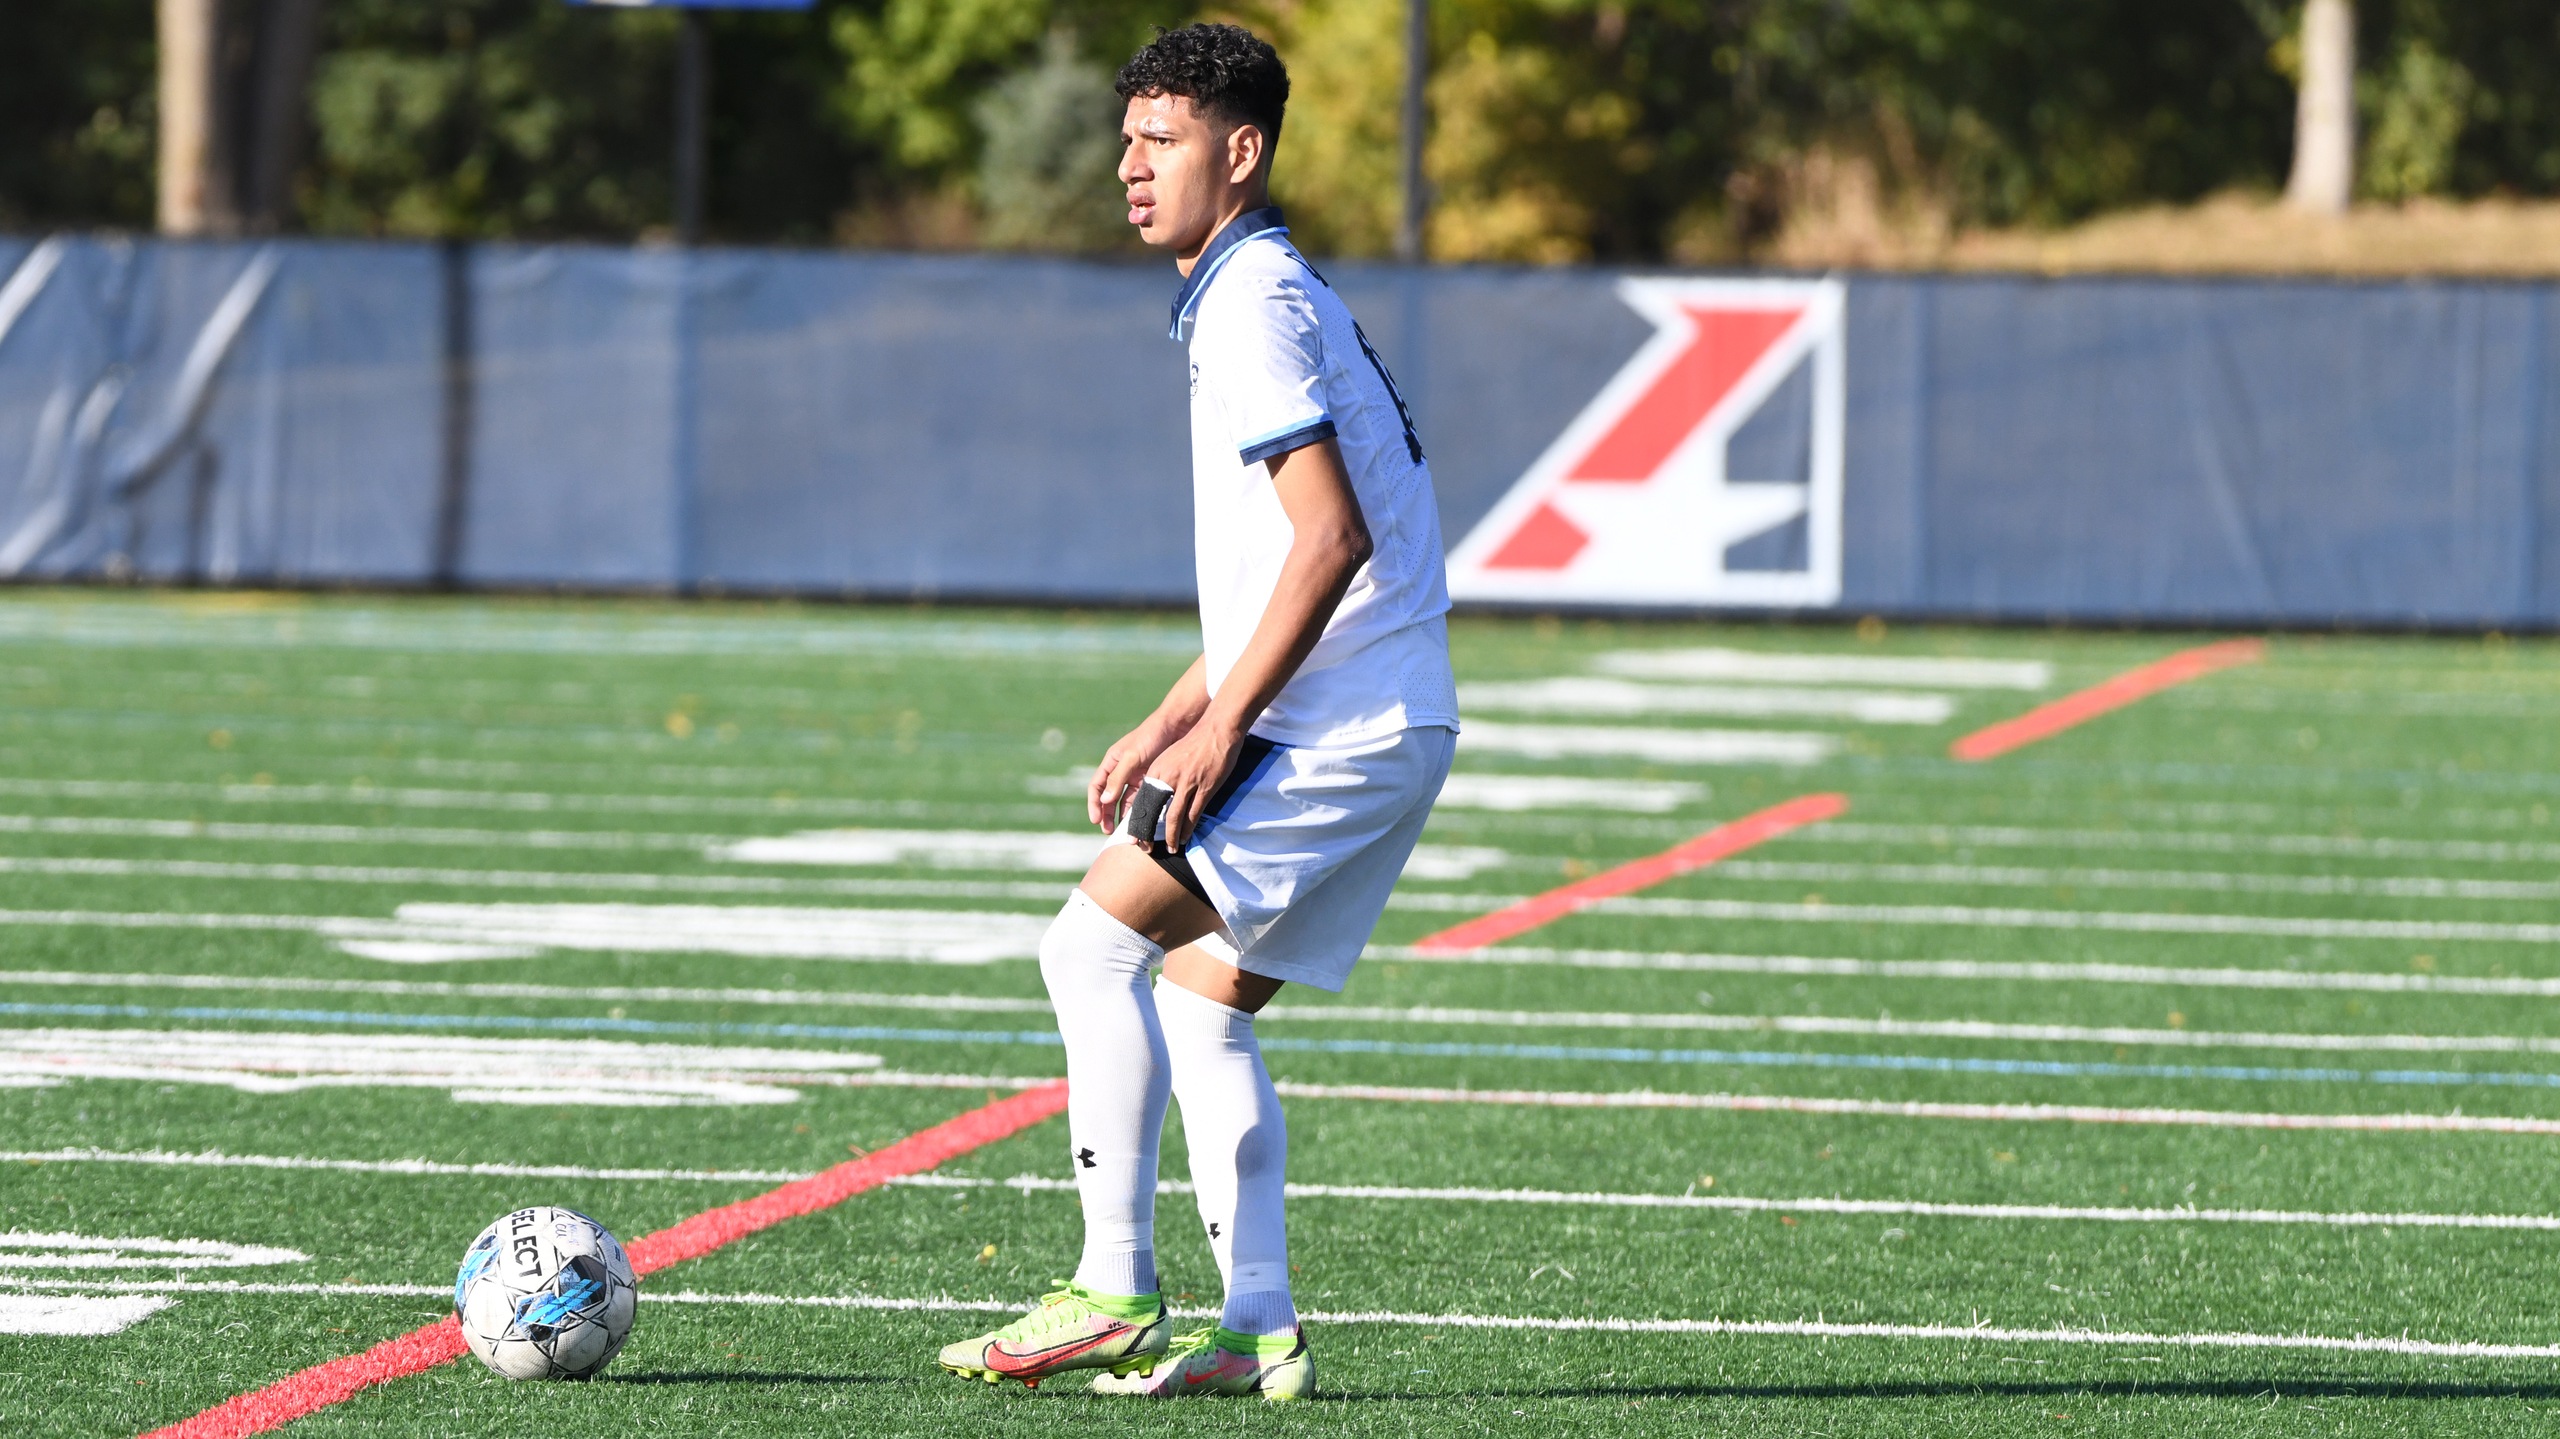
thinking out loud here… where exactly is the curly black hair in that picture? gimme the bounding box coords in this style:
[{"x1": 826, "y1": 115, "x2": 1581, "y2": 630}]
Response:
[{"x1": 1114, "y1": 23, "x2": 1289, "y2": 144}]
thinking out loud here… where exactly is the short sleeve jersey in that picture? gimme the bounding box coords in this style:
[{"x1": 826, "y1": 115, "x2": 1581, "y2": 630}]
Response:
[{"x1": 1173, "y1": 208, "x2": 1458, "y2": 748}]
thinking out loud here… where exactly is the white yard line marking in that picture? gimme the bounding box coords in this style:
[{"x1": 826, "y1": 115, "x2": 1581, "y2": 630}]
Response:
[
  {"x1": 895, "y1": 1172, "x2": 2560, "y2": 1231},
  {"x1": 0, "y1": 1148, "x2": 809, "y2": 1184},
  {"x1": 1595, "y1": 649, "x2": 2053, "y2": 690},
  {"x1": 0, "y1": 970, "x2": 1059, "y2": 1014},
  {"x1": 2, "y1": 897, "x2": 2557, "y2": 995},
  {"x1": 1265, "y1": 1003, "x2": 2560, "y2": 1055},
  {"x1": 336, "y1": 941, "x2": 538, "y2": 962},
  {"x1": 1271, "y1": 1312, "x2": 2560, "y2": 1360},
  {"x1": 1385, "y1": 892, "x2": 2560, "y2": 944},
  {"x1": 711, "y1": 830, "x2": 1509, "y2": 881},
  {"x1": 0, "y1": 605, "x2": 1205, "y2": 658},
  {"x1": 0, "y1": 1294, "x2": 173, "y2": 1335},
  {"x1": 2, "y1": 1277, "x2": 455, "y2": 1299},
  {"x1": 1458, "y1": 723, "x2": 1840, "y2": 767},
  {"x1": 0, "y1": 812, "x2": 723, "y2": 852},
  {"x1": 1396, "y1": 846, "x2": 1513, "y2": 881},
  {"x1": 1458, "y1": 678, "x2": 1955, "y2": 725},
  {"x1": 16, "y1": 966, "x2": 2553, "y2": 1054},
  {"x1": 0, "y1": 776, "x2": 982, "y2": 821},
  {"x1": 714, "y1": 829, "x2": 1111, "y2": 871},
  {"x1": 0, "y1": 1028, "x2": 882, "y2": 1107},
  {"x1": 0, "y1": 901, "x2": 1060, "y2": 964},
  {"x1": 6, "y1": 1278, "x2": 2552, "y2": 1360},
  {"x1": 1809, "y1": 820, "x2": 2560, "y2": 867},
  {"x1": 1369, "y1": 943, "x2": 2560, "y2": 997},
  {"x1": 26, "y1": 1147, "x2": 2560, "y2": 1233},
  {"x1": 1434, "y1": 773, "x2": 1707, "y2": 813},
  {"x1": 0, "y1": 844, "x2": 1502, "y2": 897},
  {"x1": 1712, "y1": 858, "x2": 2560, "y2": 902},
  {"x1": 0, "y1": 1232, "x2": 307, "y2": 1271},
  {"x1": 351, "y1": 903, "x2": 1055, "y2": 963},
  {"x1": 17, "y1": 1032, "x2": 2554, "y2": 1134},
  {"x1": 1273, "y1": 1080, "x2": 2560, "y2": 1135},
  {"x1": 0, "y1": 853, "x2": 1073, "y2": 902}
]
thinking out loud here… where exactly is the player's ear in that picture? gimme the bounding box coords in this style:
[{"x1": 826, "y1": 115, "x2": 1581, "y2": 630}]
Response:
[{"x1": 1225, "y1": 122, "x2": 1266, "y2": 186}]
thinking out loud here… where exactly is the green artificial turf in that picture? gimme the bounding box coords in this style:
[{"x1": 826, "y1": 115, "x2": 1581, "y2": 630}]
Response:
[{"x1": 1, "y1": 590, "x2": 2558, "y2": 1436}]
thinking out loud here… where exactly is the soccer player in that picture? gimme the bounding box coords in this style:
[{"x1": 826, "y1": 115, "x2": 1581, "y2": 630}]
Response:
[{"x1": 935, "y1": 22, "x2": 1458, "y2": 1403}]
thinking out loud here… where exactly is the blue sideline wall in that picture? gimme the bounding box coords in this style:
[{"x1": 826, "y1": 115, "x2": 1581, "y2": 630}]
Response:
[{"x1": 2, "y1": 234, "x2": 2556, "y2": 626}]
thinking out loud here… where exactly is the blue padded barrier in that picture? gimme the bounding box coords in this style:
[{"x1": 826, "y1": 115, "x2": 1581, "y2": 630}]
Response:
[{"x1": 0, "y1": 234, "x2": 2553, "y2": 626}]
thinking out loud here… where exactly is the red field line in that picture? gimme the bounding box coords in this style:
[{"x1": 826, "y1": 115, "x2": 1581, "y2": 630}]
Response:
[
  {"x1": 1409, "y1": 792, "x2": 1850, "y2": 954},
  {"x1": 1949, "y1": 638, "x2": 2266, "y2": 762},
  {"x1": 140, "y1": 1081, "x2": 1070, "y2": 1439}
]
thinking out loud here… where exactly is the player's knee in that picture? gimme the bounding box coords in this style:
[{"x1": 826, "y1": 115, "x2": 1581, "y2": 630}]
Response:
[{"x1": 1041, "y1": 888, "x2": 1158, "y2": 989}]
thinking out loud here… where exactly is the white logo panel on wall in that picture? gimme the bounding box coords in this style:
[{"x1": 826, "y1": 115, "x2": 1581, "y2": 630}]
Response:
[{"x1": 1447, "y1": 278, "x2": 1846, "y2": 608}]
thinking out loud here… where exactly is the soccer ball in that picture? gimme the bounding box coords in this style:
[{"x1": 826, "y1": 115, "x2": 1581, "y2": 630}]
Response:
[{"x1": 454, "y1": 1207, "x2": 638, "y2": 1380}]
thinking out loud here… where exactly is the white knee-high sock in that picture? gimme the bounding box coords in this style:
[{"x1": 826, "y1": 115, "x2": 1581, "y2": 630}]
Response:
[
  {"x1": 1156, "y1": 976, "x2": 1297, "y2": 1336},
  {"x1": 1039, "y1": 889, "x2": 1170, "y2": 1298}
]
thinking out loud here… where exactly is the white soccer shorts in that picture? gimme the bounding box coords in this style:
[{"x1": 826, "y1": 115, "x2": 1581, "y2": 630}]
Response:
[{"x1": 1154, "y1": 724, "x2": 1455, "y2": 992}]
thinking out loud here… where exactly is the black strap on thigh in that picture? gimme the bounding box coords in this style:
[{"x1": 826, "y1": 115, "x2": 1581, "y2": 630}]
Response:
[
  {"x1": 1145, "y1": 842, "x2": 1215, "y2": 909},
  {"x1": 1143, "y1": 735, "x2": 1282, "y2": 910}
]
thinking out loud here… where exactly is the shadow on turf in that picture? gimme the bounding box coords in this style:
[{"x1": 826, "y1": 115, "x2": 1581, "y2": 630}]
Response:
[
  {"x1": 1324, "y1": 1379, "x2": 2560, "y2": 1403},
  {"x1": 606, "y1": 1371, "x2": 914, "y2": 1388},
  {"x1": 603, "y1": 1373, "x2": 2560, "y2": 1402}
]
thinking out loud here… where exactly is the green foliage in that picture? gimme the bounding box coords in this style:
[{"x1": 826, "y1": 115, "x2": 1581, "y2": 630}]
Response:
[
  {"x1": 1262, "y1": 0, "x2": 2297, "y2": 262},
  {"x1": 832, "y1": 0, "x2": 1185, "y2": 178},
  {"x1": 974, "y1": 31, "x2": 1137, "y2": 252},
  {"x1": 304, "y1": 1, "x2": 671, "y2": 238},
  {"x1": 11, "y1": 0, "x2": 2560, "y2": 254},
  {"x1": 2362, "y1": 38, "x2": 2476, "y2": 203},
  {"x1": 2366, "y1": 0, "x2": 2560, "y2": 196},
  {"x1": 835, "y1": 0, "x2": 1052, "y2": 176},
  {"x1": 0, "y1": 0, "x2": 158, "y2": 231},
  {"x1": 304, "y1": 0, "x2": 870, "y2": 242},
  {"x1": 1778, "y1": 0, "x2": 2299, "y2": 227}
]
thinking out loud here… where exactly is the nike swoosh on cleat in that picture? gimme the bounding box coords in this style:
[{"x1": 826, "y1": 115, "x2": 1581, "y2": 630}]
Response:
[
  {"x1": 985, "y1": 1328, "x2": 1122, "y2": 1374},
  {"x1": 1183, "y1": 1353, "x2": 1259, "y2": 1387}
]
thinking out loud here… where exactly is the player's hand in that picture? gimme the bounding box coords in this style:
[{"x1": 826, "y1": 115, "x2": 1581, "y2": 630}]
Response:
[
  {"x1": 1088, "y1": 718, "x2": 1181, "y2": 832},
  {"x1": 1145, "y1": 720, "x2": 1242, "y2": 852}
]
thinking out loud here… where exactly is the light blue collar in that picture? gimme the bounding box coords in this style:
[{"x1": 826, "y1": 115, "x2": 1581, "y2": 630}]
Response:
[{"x1": 1169, "y1": 206, "x2": 1290, "y2": 342}]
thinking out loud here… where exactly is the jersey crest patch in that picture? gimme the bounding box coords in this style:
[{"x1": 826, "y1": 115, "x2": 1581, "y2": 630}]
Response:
[{"x1": 1446, "y1": 278, "x2": 1845, "y2": 607}]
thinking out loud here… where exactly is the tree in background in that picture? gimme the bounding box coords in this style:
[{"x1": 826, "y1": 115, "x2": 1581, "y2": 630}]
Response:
[
  {"x1": 2283, "y1": 0, "x2": 2355, "y2": 211},
  {"x1": 830, "y1": 0, "x2": 1186, "y2": 244},
  {"x1": 974, "y1": 31, "x2": 1137, "y2": 252},
  {"x1": 7, "y1": 0, "x2": 2560, "y2": 258},
  {"x1": 304, "y1": 0, "x2": 870, "y2": 241},
  {"x1": 0, "y1": 0, "x2": 160, "y2": 232},
  {"x1": 157, "y1": 0, "x2": 324, "y2": 235},
  {"x1": 1258, "y1": 0, "x2": 2301, "y2": 263},
  {"x1": 2359, "y1": 0, "x2": 2558, "y2": 203}
]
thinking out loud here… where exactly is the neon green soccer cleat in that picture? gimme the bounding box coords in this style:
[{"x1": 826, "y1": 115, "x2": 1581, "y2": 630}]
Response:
[
  {"x1": 937, "y1": 1281, "x2": 1170, "y2": 1389},
  {"x1": 1087, "y1": 1324, "x2": 1314, "y2": 1401}
]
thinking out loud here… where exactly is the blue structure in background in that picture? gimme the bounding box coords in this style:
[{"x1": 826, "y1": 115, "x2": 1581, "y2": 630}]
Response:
[{"x1": 0, "y1": 233, "x2": 2555, "y2": 627}]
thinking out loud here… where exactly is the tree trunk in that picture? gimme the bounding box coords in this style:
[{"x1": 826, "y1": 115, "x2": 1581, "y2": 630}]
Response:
[
  {"x1": 157, "y1": 0, "x2": 323, "y2": 235},
  {"x1": 157, "y1": 0, "x2": 218, "y2": 234},
  {"x1": 2283, "y1": 0, "x2": 2355, "y2": 214}
]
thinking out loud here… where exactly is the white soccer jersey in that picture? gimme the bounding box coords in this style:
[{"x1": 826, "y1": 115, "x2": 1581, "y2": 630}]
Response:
[{"x1": 1172, "y1": 207, "x2": 1458, "y2": 748}]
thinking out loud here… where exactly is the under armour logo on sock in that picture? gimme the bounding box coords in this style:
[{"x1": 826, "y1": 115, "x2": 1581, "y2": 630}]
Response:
[
  {"x1": 1207, "y1": 1222, "x2": 1221, "y2": 1238},
  {"x1": 1077, "y1": 1147, "x2": 1098, "y2": 1169}
]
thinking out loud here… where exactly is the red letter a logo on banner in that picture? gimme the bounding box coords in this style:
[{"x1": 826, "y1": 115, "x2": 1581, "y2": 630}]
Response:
[{"x1": 1447, "y1": 278, "x2": 1845, "y2": 607}]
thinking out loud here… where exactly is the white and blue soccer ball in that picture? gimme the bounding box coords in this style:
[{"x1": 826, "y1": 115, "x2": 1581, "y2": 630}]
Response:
[{"x1": 455, "y1": 1206, "x2": 638, "y2": 1380}]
